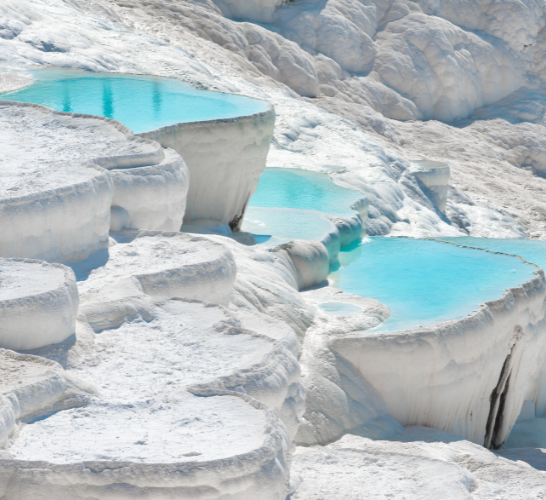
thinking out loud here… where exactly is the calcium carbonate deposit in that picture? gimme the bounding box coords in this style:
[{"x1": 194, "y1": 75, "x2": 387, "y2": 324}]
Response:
[{"x1": 3, "y1": 0, "x2": 546, "y2": 498}]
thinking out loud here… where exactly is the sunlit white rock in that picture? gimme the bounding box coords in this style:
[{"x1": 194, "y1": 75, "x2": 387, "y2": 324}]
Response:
[
  {"x1": 0, "y1": 259, "x2": 78, "y2": 350},
  {"x1": 109, "y1": 148, "x2": 189, "y2": 232},
  {"x1": 79, "y1": 231, "x2": 237, "y2": 313},
  {"x1": 0, "y1": 102, "x2": 183, "y2": 261},
  {"x1": 1, "y1": 299, "x2": 293, "y2": 499},
  {"x1": 219, "y1": 0, "x2": 282, "y2": 23},
  {"x1": 0, "y1": 349, "x2": 94, "y2": 448},
  {"x1": 410, "y1": 160, "x2": 451, "y2": 213},
  {"x1": 292, "y1": 426, "x2": 546, "y2": 499},
  {"x1": 139, "y1": 108, "x2": 276, "y2": 230}
]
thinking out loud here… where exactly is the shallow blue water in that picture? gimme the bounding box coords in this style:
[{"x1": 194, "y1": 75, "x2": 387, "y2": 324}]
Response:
[
  {"x1": 248, "y1": 168, "x2": 363, "y2": 217},
  {"x1": 435, "y1": 237, "x2": 546, "y2": 270},
  {"x1": 1, "y1": 69, "x2": 269, "y2": 133},
  {"x1": 243, "y1": 168, "x2": 364, "y2": 243},
  {"x1": 242, "y1": 206, "x2": 336, "y2": 244},
  {"x1": 330, "y1": 237, "x2": 536, "y2": 333}
]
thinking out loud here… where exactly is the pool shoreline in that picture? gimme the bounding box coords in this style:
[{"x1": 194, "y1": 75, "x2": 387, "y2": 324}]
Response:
[{"x1": 0, "y1": 66, "x2": 273, "y2": 130}]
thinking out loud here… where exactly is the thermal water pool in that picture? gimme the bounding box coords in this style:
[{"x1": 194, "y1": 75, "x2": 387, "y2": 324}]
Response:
[
  {"x1": 1, "y1": 69, "x2": 269, "y2": 133},
  {"x1": 248, "y1": 168, "x2": 363, "y2": 217},
  {"x1": 330, "y1": 237, "x2": 537, "y2": 333},
  {"x1": 242, "y1": 168, "x2": 365, "y2": 243},
  {"x1": 5, "y1": 71, "x2": 539, "y2": 335}
]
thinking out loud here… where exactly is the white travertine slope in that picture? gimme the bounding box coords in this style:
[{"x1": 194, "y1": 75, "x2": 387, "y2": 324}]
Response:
[
  {"x1": 139, "y1": 107, "x2": 275, "y2": 229},
  {"x1": 0, "y1": 259, "x2": 78, "y2": 350},
  {"x1": 295, "y1": 287, "x2": 404, "y2": 446},
  {"x1": 0, "y1": 0, "x2": 531, "y2": 239},
  {"x1": 410, "y1": 160, "x2": 451, "y2": 214},
  {"x1": 0, "y1": 349, "x2": 94, "y2": 450},
  {"x1": 77, "y1": 0, "x2": 546, "y2": 238},
  {"x1": 1, "y1": 299, "x2": 294, "y2": 500},
  {"x1": 4, "y1": 0, "x2": 546, "y2": 496},
  {"x1": 291, "y1": 427, "x2": 546, "y2": 500},
  {"x1": 330, "y1": 250, "x2": 546, "y2": 448},
  {"x1": 76, "y1": 232, "x2": 308, "y2": 443},
  {"x1": 0, "y1": 102, "x2": 188, "y2": 261},
  {"x1": 79, "y1": 231, "x2": 237, "y2": 311},
  {"x1": 219, "y1": 0, "x2": 282, "y2": 23},
  {"x1": 413, "y1": 0, "x2": 546, "y2": 52}
]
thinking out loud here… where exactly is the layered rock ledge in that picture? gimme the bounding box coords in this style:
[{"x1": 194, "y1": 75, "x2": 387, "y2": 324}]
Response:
[
  {"x1": 0, "y1": 259, "x2": 78, "y2": 350},
  {"x1": 0, "y1": 298, "x2": 299, "y2": 499},
  {"x1": 0, "y1": 102, "x2": 188, "y2": 261}
]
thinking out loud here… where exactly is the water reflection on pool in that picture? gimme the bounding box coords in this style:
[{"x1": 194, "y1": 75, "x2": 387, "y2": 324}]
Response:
[{"x1": 1, "y1": 69, "x2": 269, "y2": 133}]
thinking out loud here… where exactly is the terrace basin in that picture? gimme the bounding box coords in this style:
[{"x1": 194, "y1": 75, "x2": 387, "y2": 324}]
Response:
[
  {"x1": 330, "y1": 237, "x2": 537, "y2": 333},
  {"x1": 2, "y1": 69, "x2": 270, "y2": 133}
]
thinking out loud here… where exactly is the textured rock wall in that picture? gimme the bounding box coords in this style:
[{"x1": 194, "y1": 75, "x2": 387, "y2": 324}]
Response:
[
  {"x1": 330, "y1": 248, "x2": 546, "y2": 448},
  {"x1": 139, "y1": 107, "x2": 276, "y2": 230}
]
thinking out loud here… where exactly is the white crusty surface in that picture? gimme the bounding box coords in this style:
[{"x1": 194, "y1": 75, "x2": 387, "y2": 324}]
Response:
[
  {"x1": 291, "y1": 426, "x2": 546, "y2": 500},
  {"x1": 0, "y1": 348, "x2": 93, "y2": 449},
  {"x1": 0, "y1": 0, "x2": 538, "y2": 239},
  {"x1": 5, "y1": 0, "x2": 546, "y2": 498},
  {"x1": 1, "y1": 299, "x2": 293, "y2": 500},
  {"x1": 0, "y1": 259, "x2": 79, "y2": 350},
  {"x1": 0, "y1": 259, "x2": 64, "y2": 300},
  {"x1": 0, "y1": 102, "x2": 172, "y2": 261},
  {"x1": 78, "y1": 231, "x2": 237, "y2": 307},
  {"x1": 0, "y1": 349, "x2": 59, "y2": 394},
  {"x1": 8, "y1": 300, "x2": 274, "y2": 463},
  {"x1": 110, "y1": 148, "x2": 189, "y2": 232},
  {"x1": 0, "y1": 103, "x2": 158, "y2": 198}
]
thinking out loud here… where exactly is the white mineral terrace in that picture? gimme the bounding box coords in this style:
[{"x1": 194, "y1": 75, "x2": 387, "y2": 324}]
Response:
[
  {"x1": 3, "y1": 93, "x2": 546, "y2": 499},
  {"x1": 0, "y1": 103, "x2": 189, "y2": 262},
  {"x1": 0, "y1": 259, "x2": 78, "y2": 350},
  {"x1": 78, "y1": 231, "x2": 237, "y2": 309},
  {"x1": 8, "y1": 300, "x2": 278, "y2": 465},
  {"x1": 139, "y1": 108, "x2": 275, "y2": 229}
]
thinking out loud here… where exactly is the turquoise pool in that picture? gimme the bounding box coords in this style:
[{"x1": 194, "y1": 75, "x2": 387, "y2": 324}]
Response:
[
  {"x1": 330, "y1": 237, "x2": 536, "y2": 333},
  {"x1": 242, "y1": 168, "x2": 364, "y2": 243},
  {"x1": 242, "y1": 206, "x2": 337, "y2": 244},
  {"x1": 243, "y1": 169, "x2": 542, "y2": 334},
  {"x1": 248, "y1": 168, "x2": 364, "y2": 218},
  {"x1": 1, "y1": 69, "x2": 269, "y2": 133}
]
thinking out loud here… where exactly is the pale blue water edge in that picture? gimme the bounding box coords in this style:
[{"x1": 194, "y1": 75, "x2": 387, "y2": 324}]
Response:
[
  {"x1": 242, "y1": 207, "x2": 336, "y2": 244},
  {"x1": 435, "y1": 237, "x2": 546, "y2": 271},
  {"x1": 249, "y1": 168, "x2": 363, "y2": 218},
  {"x1": 1, "y1": 69, "x2": 269, "y2": 133},
  {"x1": 243, "y1": 167, "x2": 363, "y2": 244},
  {"x1": 330, "y1": 237, "x2": 537, "y2": 334}
]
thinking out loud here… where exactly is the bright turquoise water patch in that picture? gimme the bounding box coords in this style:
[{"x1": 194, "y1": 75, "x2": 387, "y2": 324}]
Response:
[
  {"x1": 1, "y1": 69, "x2": 269, "y2": 133},
  {"x1": 242, "y1": 206, "x2": 336, "y2": 244},
  {"x1": 330, "y1": 237, "x2": 535, "y2": 333},
  {"x1": 435, "y1": 237, "x2": 546, "y2": 271},
  {"x1": 249, "y1": 168, "x2": 364, "y2": 218}
]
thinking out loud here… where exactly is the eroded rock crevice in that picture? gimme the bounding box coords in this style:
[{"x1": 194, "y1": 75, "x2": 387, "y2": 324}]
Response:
[{"x1": 484, "y1": 337, "x2": 518, "y2": 450}]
